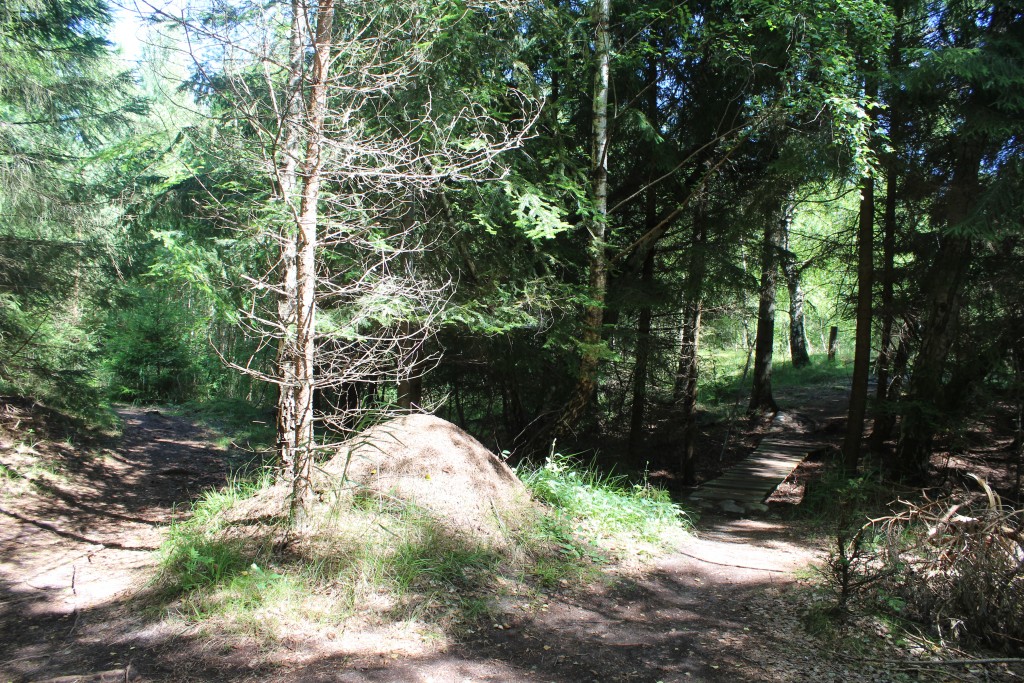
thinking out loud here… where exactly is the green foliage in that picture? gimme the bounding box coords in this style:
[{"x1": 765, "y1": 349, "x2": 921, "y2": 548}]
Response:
[
  {"x1": 795, "y1": 465, "x2": 902, "y2": 620},
  {"x1": 1, "y1": 0, "x2": 1019, "y2": 525},
  {"x1": 517, "y1": 451, "x2": 690, "y2": 545},
  {"x1": 475, "y1": 179, "x2": 580, "y2": 241},
  {"x1": 102, "y1": 288, "x2": 213, "y2": 403},
  {"x1": 0, "y1": 0, "x2": 150, "y2": 414}
]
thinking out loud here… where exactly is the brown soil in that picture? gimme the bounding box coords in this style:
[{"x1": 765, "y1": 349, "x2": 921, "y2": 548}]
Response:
[
  {"x1": 0, "y1": 404, "x2": 228, "y2": 682},
  {"x1": 1, "y1": 399, "x2": 1021, "y2": 682}
]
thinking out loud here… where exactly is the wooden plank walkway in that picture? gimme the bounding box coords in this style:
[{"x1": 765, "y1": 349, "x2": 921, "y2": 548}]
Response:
[{"x1": 688, "y1": 435, "x2": 816, "y2": 515}]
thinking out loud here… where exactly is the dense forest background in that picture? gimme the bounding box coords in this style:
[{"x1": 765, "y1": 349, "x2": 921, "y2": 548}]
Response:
[{"x1": 2, "y1": 0, "x2": 1022, "y2": 501}]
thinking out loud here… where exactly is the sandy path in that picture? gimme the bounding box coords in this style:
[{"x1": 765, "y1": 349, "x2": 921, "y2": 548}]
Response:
[{"x1": 0, "y1": 403, "x2": 830, "y2": 683}]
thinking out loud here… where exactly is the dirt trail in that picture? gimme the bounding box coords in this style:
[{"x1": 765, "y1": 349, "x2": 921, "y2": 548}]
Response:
[
  {"x1": 0, "y1": 398, "x2": 926, "y2": 682},
  {"x1": 0, "y1": 407, "x2": 228, "y2": 682}
]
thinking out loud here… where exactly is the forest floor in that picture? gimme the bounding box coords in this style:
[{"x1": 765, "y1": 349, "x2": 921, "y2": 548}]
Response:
[{"x1": 1, "y1": 397, "x2": 1021, "y2": 682}]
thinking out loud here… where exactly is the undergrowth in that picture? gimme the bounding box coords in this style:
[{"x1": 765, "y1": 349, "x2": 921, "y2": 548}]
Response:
[
  {"x1": 699, "y1": 350, "x2": 854, "y2": 415},
  {"x1": 797, "y1": 467, "x2": 1024, "y2": 664},
  {"x1": 516, "y1": 451, "x2": 691, "y2": 547},
  {"x1": 169, "y1": 398, "x2": 276, "y2": 454},
  {"x1": 152, "y1": 450, "x2": 691, "y2": 641}
]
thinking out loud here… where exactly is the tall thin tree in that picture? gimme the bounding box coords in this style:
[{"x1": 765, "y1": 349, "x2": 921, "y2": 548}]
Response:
[{"x1": 558, "y1": 0, "x2": 611, "y2": 434}]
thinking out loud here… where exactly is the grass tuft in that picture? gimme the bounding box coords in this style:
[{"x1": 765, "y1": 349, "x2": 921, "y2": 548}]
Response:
[{"x1": 517, "y1": 451, "x2": 691, "y2": 548}]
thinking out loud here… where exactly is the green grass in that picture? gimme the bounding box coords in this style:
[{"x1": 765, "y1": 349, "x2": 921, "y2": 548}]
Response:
[
  {"x1": 151, "y1": 446, "x2": 692, "y2": 641},
  {"x1": 154, "y1": 474, "x2": 508, "y2": 629},
  {"x1": 700, "y1": 350, "x2": 851, "y2": 397},
  {"x1": 699, "y1": 349, "x2": 854, "y2": 410},
  {"x1": 158, "y1": 469, "x2": 278, "y2": 593},
  {"x1": 170, "y1": 397, "x2": 276, "y2": 453},
  {"x1": 516, "y1": 452, "x2": 691, "y2": 547},
  {"x1": 770, "y1": 355, "x2": 855, "y2": 390}
]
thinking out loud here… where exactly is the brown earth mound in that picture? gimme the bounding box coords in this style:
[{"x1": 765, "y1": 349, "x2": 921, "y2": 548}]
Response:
[{"x1": 317, "y1": 413, "x2": 531, "y2": 538}]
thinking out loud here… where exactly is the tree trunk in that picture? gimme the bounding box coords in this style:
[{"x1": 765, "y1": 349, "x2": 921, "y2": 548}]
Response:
[
  {"x1": 452, "y1": 376, "x2": 466, "y2": 426},
  {"x1": 828, "y1": 326, "x2": 839, "y2": 361},
  {"x1": 557, "y1": 0, "x2": 611, "y2": 436},
  {"x1": 870, "y1": 156, "x2": 900, "y2": 460},
  {"x1": 1014, "y1": 350, "x2": 1023, "y2": 498},
  {"x1": 874, "y1": 152, "x2": 898, "y2": 404},
  {"x1": 275, "y1": 0, "x2": 304, "y2": 472},
  {"x1": 627, "y1": 60, "x2": 659, "y2": 461},
  {"x1": 779, "y1": 203, "x2": 810, "y2": 369},
  {"x1": 870, "y1": 329, "x2": 909, "y2": 454},
  {"x1": 397, "y1": 319, "x2": 425, "y2": 411},
  {"x1": 874, "y1": 6, "x2": 903, "y2": 413},
  {"x1": 842, "y1": 168, "x2": 875, "y2": 477},
  {"x1": 397, "y1": 363, "x2": 424, "y2": 409},
  {"x1": 289, "y1": 0, "x2": 334, "y2": 525},
  {"x1": 628, "y1": 249, "x2": 655, "y2": 459},
  {"x1": 673, "y1": 220, "x2": 706, "y2": 484},
  {"x1": 675, "y1": 298, "x2": 702, "y2": 485},
  {"x1": 895, "y1": 140, "x2": 984, "y2": 482},
  {"x1": 748, "y1": 207, "x2": 782, "y2": 414}
]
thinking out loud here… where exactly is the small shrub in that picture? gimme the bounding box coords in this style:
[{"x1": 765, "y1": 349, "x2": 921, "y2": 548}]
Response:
[
  {"x1": 804, "y1": 468, "x2": 899, "y2": 610},
  {"x1": 163, "y1": 537, "x2": 252, "y2": 592},
  {"x1": 158, "y1": 478, "x2": 274, "y2": 595}
]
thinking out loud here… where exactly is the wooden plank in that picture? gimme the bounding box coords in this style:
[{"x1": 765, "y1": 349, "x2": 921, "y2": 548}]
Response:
[
  {"x1": 734, "y1": 455, "x2": 804, "y2": 465},
  {"x1": 702, "y1": 483, "x2": 774, "y2": 494},
  {"x1": 709, "y1": 473, "x2": 784, "y2": 483},
  {"x1": 751, "y1": 444, "x2": 808, "y2": 452},
  {"x1": 727, "y1": 463, "x2": 800, "y2": 474},
  {"x1": 696, "y1": 484, "x2": 774, "y2": 496},
  {"x1": 687, "y1": 434, "x2": 817, "y2": 514},
  {"x1": 709, "y1": 475, "x2": 780, "y2": 484}
]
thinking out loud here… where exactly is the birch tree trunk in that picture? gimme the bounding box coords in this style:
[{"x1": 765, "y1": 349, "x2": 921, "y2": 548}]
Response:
[{"x1": 779, "y1": 203, "x2": 810, "y2": 369}]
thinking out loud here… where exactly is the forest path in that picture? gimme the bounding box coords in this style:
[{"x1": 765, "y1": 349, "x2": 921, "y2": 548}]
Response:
[
  {"x1": 689, "y1": 379, "x2": 854, "y2": 514},
  {"x1": 0, "y1": 406, "x2": 231, "y2": 683},
  {"x1": 688, "y1": 414, "x2": 824, "y2": 515},
  {"x1": 2, "y1": 393, "x2": 977, "y2": 682}
]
